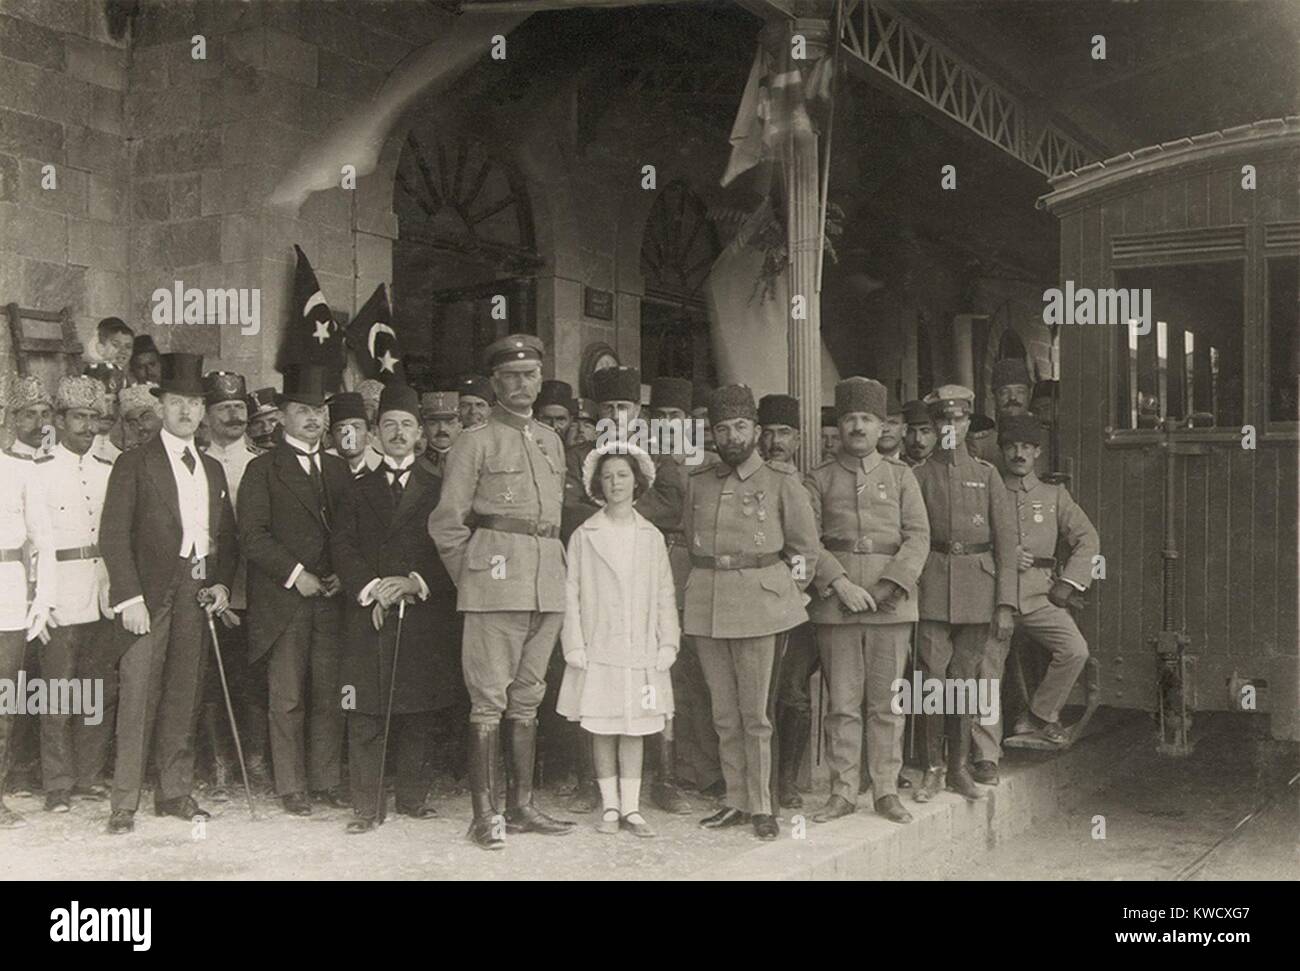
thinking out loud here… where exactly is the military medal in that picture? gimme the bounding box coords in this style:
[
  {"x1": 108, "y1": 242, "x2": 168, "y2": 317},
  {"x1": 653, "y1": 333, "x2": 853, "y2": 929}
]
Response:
[
  {"x1": 500, "y1": 488, "x2": 516, "y2": 504},
  {"x1": 877, "y1": 482, "x2": 888, "y2": 500},
  {"x1": 754, "y1": 530, "x2": 765, "y2": 546},
  {"x1": 1032, "y1": 500, "x2": 1044, "y2": 523},
  {"x1": 757, "y1": 508, "x2": 766, "y2": 522},
  {"x1": 972, "y1": 512, "x2": 985, "y2": 526}
]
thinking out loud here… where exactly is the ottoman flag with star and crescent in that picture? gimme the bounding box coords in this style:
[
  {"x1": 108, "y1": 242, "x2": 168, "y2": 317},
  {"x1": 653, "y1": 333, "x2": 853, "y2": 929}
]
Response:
[
  {"x1": 346, "y1": 282, "x2": 406, "y2": 384},
  {"x1": 283, "y1": 244, "x2": 345, "y2": 387}
]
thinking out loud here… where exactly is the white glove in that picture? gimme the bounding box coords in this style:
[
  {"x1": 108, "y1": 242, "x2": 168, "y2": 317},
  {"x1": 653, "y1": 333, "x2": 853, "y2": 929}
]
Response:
[
  {"x1": 565, "y1": 649, "x2": 589, "y2": 671},
  {"x1": 655, "y1": 647, "x2": 676, "y2": 672},
  {"x1": 25, "y1": 605, "x2": 53, "y2": 644}
]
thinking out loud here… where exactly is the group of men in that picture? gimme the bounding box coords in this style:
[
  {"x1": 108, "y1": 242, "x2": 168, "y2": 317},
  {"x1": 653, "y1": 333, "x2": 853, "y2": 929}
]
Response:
[{"x1": 1, "y1": 319, "x2": 1098, "y2": 850}]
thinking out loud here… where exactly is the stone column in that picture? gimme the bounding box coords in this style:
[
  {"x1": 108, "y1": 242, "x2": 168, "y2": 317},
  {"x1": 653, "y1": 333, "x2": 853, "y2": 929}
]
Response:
[{"x1": 774, "y1": 14, "x2": 831, "y2": 473}]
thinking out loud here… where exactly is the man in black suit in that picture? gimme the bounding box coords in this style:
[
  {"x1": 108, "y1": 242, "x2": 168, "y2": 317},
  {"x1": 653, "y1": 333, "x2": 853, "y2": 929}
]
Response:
[
  {"x1": 100, "y1": 353, "x2": 237, "y2": 834},
  {"x1": 238, "y1": 365, "x2": 351, "y2": 816},
  {"x1": 332, "y1": 382, "x2": 461, "y2": 834}
]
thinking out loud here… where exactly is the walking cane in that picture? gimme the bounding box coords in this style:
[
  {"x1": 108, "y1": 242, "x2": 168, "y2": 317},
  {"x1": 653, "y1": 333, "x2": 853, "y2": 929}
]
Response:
[
  {"x1": 374, "y1": 597, "x2": 407, "y2": 826},
  {"x1": 201, "y1": 601, "x2": 256, "y2": 819}
]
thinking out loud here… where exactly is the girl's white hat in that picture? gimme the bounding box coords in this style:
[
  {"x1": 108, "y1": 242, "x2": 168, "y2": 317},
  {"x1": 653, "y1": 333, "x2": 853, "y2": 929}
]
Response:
[{"x1": 582, "y1": 440, "x2": 656, "y2": 505}]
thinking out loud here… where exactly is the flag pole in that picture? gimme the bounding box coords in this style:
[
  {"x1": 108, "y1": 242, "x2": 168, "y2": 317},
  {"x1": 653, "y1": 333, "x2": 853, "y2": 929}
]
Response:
[{"x1": 814, "y1": 0, "x2": 845, "y2": 294}]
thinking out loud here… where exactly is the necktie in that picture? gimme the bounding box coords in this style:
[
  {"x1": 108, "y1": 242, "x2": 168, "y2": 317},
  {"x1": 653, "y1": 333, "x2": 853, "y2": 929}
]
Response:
[
  {"x1": 292, "y1": 447, "x2": 327, "y2": 522},
  {"x1": 181, "y1": 446, "x2": 196, "y2": 475},
  {"x1": 387, "y1": 465, "x2": 411, "y2": 504}
]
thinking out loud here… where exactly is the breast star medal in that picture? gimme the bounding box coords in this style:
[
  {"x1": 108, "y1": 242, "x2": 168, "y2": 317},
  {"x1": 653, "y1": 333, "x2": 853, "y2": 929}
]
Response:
[
  {"x1": 972, "y1": 512, "x2": 985, "y2": 527},
  {"x1": 500, "y1": 488, "x2": 516, "y2": 504}
]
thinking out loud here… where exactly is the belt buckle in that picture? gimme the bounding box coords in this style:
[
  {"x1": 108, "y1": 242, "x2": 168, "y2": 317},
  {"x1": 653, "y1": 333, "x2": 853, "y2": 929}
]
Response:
[
  {"x1": 715, "y1": 554, "x2": 733, "y2": 569},
  {"x1": 854, "y1": 538, "x2": 871, "y2": 554},
  {"x1": 950, "y1": 541, "x2": 965, "y2": 555}
]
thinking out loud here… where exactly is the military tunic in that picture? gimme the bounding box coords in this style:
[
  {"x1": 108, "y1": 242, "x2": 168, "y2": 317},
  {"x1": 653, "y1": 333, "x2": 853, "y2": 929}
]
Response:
[
  {"x1": 681, "y1": 450, "x2": 819, "y2": 816},
  {"x1": 428, "y1": 404, "x2": 567, "y2": 725},
  {"x1": 804, "y1": 450, "x2": 930, "y2": 802},
  {"x1": 37, "y1": 444, "x2": 118, "y2": 794}
]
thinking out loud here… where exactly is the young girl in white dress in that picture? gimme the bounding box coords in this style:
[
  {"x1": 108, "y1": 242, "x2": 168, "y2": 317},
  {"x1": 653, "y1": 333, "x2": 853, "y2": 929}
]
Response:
[{"x1": 556, "y1": 442, "x2": 678, "y2": 836}]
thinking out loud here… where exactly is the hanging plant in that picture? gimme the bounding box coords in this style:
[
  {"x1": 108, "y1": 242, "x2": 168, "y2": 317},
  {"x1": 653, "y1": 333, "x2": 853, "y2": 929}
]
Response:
[{"x1": 745, "y1": 200, "x2": 846, "y2": 304}]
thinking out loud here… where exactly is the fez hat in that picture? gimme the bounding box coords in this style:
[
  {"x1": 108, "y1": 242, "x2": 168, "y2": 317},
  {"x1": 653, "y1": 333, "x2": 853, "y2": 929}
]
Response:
[
  {"x1": 998, "y1": 413, "x2": 1045, "y2": 447},
  {"x1": 150, "y1": 353, "x2": 206, "y2": 397},
  {"x1": 536, "y1": 380, "x2": 574, "y2": 412},
  {"x1": 457, "y1": 373, "x2": 495, "y2": 404},
  {"x1": 378, "y1": 381, "x2": 420, "y2": 421},
  {"x1": 132, "y1": 334, "x2": 160, "y2": 359},
  {"x1": 420, "y1": 390, "x2": 459, "y2": 420},
  {"x1": 902, "y1": 399, "x2": 932, "y2": 426},
  {"x1": 757, "y1": 393, "x2": 800, "y2": 428},
  {"x1": 650, "y1": 376, "x2": 693, "y2": 413},
  {"x1": 203, "y1": 371, "x2": 247, "y2": 407},
  {"x1": 592, "y1": 366, "x2": 641, "y2": 404},
  {"x1": 991, "y1": 358, "x2": 1032, "y2": 390},
  {"x1": 821, "y1": 405, "x2": 837, "y2": 429},
  {"x1": 277, "y1": 364, "x2": 329, "y2": 407},
  {"x1": 835, "y1": 377, "x2": 887, "y2": 420},
  {"x1": 970, "y1": 413, "x2": 996, "y2": 434},
  {"x1": 484, "y1": 333, "x2": 543, "y2": 371},
  {"x1": 707, "y1": 385, "x2": 757, "y2": 426},
  {"x1": 328, "y1": 391, "x2": 367, "y2": 426}
]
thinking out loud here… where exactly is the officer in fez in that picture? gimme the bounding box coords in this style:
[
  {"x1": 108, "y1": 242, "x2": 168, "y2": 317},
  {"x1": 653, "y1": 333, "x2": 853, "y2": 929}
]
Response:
[
  {"x1": 429, "y1": 334, "x2": 576, "y2": 849},
  {"x1": 683, "y1": 385, "x2": 819, "y2": 841},
  {"x1": 455, "y1": 373, "x2": 495, "y2": 431},
  {"x1": 803, "y1": 378, "x2": 930, "y2": 824},
  {"x1": 333, "y1": 382, "x2": 459, "y2": 833},
  {"x1": 820, "y1": 405, "x2": 841, "y2": 457},
  {"x1": 984, "y1": 415, "x2": 1098, "y2": 765},
  {"x1": 757, "y1": 393, "x2": 818, "y2": 811},
  {"x1": 239, "y1": 365, "x2": 351, "y2": 816},
  {"x1": 910, "y1": 385, "x2": 1017, "y2": 804},
  {"x1": 100, "y1": 353, "x2": 237, "y2": 834}
]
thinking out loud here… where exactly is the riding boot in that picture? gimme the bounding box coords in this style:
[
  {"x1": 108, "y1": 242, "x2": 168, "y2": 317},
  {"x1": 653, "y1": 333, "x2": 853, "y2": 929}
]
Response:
[
  {"x1": 914, "y1": 711, "x2": 946, "y2": 803},
  {"x1": 564, "y1": 727, "x2": 599, "y2": 813},
  {"x1": 201, "y1": 702, "x2": 232, "y2": 801},
  {"x1": 945, "y1": 715, "x2": 983, "y2": 800},
  {"x1": 776, "y1": 707, "x2": 809, "y2": 809},
  {"x1": 0, "y1": 720, "x2": 24, "y2": 828},
  {"x1": 503, "y1": 720, "x2": 574, "y2": 835},
  {"x1": 650, "y1": 732, "x2": 692, "y2": 814},
  {"x1": 467, "y1": 723, "x2": 504, "y2": 849}
]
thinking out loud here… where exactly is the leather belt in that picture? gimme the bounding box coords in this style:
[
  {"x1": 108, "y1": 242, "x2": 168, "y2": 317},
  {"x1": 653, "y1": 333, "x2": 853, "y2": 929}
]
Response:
[
  {"x1": 821, "y1": 537, "x2": 900, "y2": 555},
  {"x1": 0, "y1": 548, "x2": 22, "y2": 563},
  {"x1": 476, "y1": 515, "x2": 559, "y2": 539},
  {"x1": 930, "y1": 541, "x2": 992, "y2": 555},
  {"x1": 1031, "y1": 557, "x2": 1056, "y2": 569},
  {"x1": 690, "y1": 552, "x2": 780, "y2": 570},
  {"x1": 56, "y1": 545, "x2": 100, "y2": 561}
]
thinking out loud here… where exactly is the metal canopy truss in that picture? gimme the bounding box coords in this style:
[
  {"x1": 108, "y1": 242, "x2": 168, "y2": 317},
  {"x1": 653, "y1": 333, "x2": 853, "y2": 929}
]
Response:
[{"x1": 840, "y1": 0, "x2": 1093, "y2": 179}]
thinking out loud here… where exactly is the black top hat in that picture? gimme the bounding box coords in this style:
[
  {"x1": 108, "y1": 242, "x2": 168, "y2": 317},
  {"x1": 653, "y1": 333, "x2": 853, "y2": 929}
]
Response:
[
  {"x1": 150, "y1": 353, "x2": 206, "y2": 397},
  {"x1": 278, "y1": 364, "x2": 330, "y2": 407}
]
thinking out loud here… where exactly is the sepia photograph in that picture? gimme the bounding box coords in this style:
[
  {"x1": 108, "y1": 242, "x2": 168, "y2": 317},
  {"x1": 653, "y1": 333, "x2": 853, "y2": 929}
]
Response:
[{"x1": 0, "y1": 0, "x2": 1297, "y2": 944}]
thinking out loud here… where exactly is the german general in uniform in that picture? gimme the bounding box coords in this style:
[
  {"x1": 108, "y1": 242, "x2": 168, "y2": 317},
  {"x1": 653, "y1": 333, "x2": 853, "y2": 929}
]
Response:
[
  {"x1": 985, "y1": 414, "x2": 1098, "y2": 759},
  {"x1": 910, "y1": 385, "x2": 1016, "y2": 804},
  {"x1": 238, "y1": 365, "x2": 350, "y2": 815},
  {"x1": 100, "y1": 353, "x2": 237, "y2": 834},
  {"x1": 333, "y1": 382, "x2": 459, "y2": 834},
  {"x1": 428, "y1": 333, "x2": 576, "y2": 849},
  {"x1": 683, "y1": 385, "x2": 820, "y2": 841},
  {"x1": 804, "y1": 378, "x2": 930, "y2": 824},
  {"x1": 36, "y1": 377, "x2": 119, "y2": 812}
]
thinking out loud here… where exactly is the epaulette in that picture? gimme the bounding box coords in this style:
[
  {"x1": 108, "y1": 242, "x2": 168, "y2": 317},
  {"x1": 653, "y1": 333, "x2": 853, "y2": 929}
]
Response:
[
  {"x1": 972, "y1": 456, "x2": 997, "y2": 471},
  {"x1": 765, "y1": 459, "x2": 797, "y2": 475},
  {"x1": 93, "y1": 453, "x2": 114, "y2": 465},
  {"x1": 688, "y1": 461, "x2": 715, "y2": 477},
  {"x1": 245, "y1": 442, "x2": 263, "y2": 455},
  {"x1": 33, "y1": 453, "x2": 54, "y2": 464}
]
